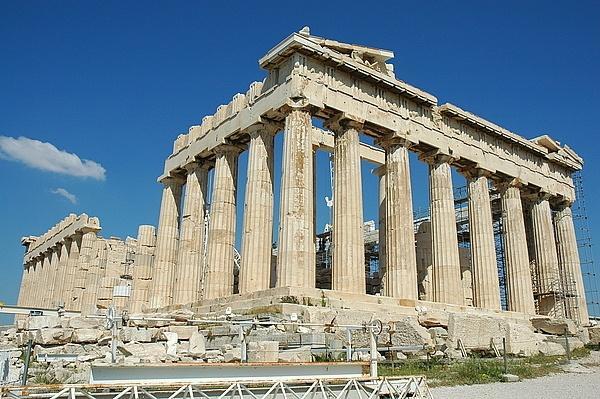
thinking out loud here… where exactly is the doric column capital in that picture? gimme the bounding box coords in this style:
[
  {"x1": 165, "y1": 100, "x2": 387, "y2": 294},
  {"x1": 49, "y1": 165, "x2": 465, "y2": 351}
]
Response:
[
  {"x1": 324, "y1": 112, "x2": 364, "y2": 133},
  {"x1": 375, "y1": 134, "x2": 413, "y2": 151},
  {"x1": 553, "y1": 197, "x2": 574, "y2": 210},
  {"x1": 213, "y1": 143, "x2": 244, "y2": 157},
  {"x1": 246, "y1": 121, "x2": 281, "y2": 139},
  {"x1": 419, "y1": 150, "x2": 456, "y2": 166},
  {"x1": 460, "y1": 166, "x2": 494, "y2": 180},
  {"x1": 160, "y1": 174, "x2": 186, "y2": 187},
  {"x1": 372, "y1": 165, "x2": 386, "y2": 177},
  {"x1": 494, "y1": 177, "x2": 525, "y2": 193}
]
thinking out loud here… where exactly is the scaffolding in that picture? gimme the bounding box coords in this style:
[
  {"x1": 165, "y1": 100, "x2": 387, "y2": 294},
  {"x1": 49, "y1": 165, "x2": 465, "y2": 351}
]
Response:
[{"x1": 573, "y1": 171, "x2": 600, "y2": 318}]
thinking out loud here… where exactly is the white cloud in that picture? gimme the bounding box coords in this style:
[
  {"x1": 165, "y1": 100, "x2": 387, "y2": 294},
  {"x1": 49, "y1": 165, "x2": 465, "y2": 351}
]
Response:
[
  {"x1": 51, "y1": 188, "x2": 78, "y2": 204},
  {"x1": 0, "y1": 136, "x2": 106, "y2": 180}
]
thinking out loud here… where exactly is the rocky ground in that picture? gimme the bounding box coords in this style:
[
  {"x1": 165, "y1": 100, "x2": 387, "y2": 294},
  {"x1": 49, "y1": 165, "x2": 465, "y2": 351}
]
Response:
[
  {"x1": 431, "y1": 351, "x2": 600, "y2": 399},
  {"x1": 1, "y1": 308, "x2": 598, "y2": 385}
]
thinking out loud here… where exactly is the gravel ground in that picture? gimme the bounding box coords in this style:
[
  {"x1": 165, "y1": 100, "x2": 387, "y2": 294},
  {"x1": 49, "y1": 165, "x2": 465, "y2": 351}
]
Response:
[{"x1": 430, "y1": 352, "x2": 600, "y2": 399}]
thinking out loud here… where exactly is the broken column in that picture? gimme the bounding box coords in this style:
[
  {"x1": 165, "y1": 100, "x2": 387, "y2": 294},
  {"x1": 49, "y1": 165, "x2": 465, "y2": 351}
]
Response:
[
  {"x1": 277, "y1": 107, "x2": 315, "y2": 288},
  {"x1": 204, "y1": 145, "x2": 240, "y2": 299},
  {"x1": 240, "y1": 124, "x2": 277, "y2": 294},
  {"x1": 130, "y1": 225, "x2": 156, "y2": 313},
  {"x1": 149, "y1": 176, "x2": 183, "y2": 308},
  {"x1": 426, "y1": 155, "x2": 463, "y2": 305},
  {"x1": 173, "y1": 162, "x2": 209, "y2": 304},
  {"x1": 328, "y1": 116, "x2": 365, "y2": 293},
  {"x1": 466, "y1": 169, "x2": 501, "y2": 310}
]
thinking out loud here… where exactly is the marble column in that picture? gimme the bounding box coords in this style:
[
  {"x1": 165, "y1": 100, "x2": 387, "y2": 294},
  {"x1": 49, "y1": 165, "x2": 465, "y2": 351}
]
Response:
[
  {"x1": 374, "y1": 166, "x2": 386, "y2": 295},
  {"x1": 17, "y1": 264, "x2": 30, "y2": 307},
  {"x1": 46, "y1": 248, "x2": 61, "y2": 307},
  {"x1": 148, "y1": 177, "x2": 183, "y2": 308},
  {"x1": 530, "y1": 194, "x2": 561, "y2": 316},
  {"x1": 204, "y1": 145, "x2": 240, "y2": 299},
  {"x1": 554, "y1": 202, "x2": 589, "y2": 325},
  {"x1": 427, "y1": 155, "x2": 463, "y2": 305},
  {"x1": 499, "y1": 182, "x2": 535, "y2": 314},
  {"x1": 52, "y1": 243, "x2": 70, "y2": 307},
  {"x1": 240, "y1": 125, "x2": 277, "y2": 294},
  {"x1": 466, "y1": 170, "x2": 501, "y2": 310},
  {"x1": 80, "y1": 236, "x2": 104, "y2": 315},
  {"x1": 130, "y1": 225, "x2": 156, "y2": 312},
  {"x1": 277, "y1": 108, "x2": 315, "y2": 288},
  {"x1": 41, "y1": 253, "x2": 53, "y2": 308},
  {"x1": 72, "y1": 231, "x2": 96, "y2": 312},
  {"x1": 327, "y1": 117, "x2": 365, "y2": 293},
  {"x1": 380, "y1": 139, "x2": 418, "y2": 299},
  {"x1": 63, "y1": 236, "x2": 81, "y2": 309},
  {"x1": 173, "y1": 163, "x2": 209, "y2": 304}
]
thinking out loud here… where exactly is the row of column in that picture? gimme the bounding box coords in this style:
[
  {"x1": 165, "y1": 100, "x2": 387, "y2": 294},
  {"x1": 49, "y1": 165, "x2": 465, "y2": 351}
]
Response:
[
  {"x1": 17, "y1": 230, "x2": 99, "y2": 313},
  {"x1": 148, "y1": 107, "x2": 588, "y2": 325}
]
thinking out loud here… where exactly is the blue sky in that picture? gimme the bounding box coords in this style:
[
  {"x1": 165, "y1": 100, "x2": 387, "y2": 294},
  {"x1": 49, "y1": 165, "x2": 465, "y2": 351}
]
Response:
[{"x1": 1, "y1": 1, "x2": 599, "y2": 322}]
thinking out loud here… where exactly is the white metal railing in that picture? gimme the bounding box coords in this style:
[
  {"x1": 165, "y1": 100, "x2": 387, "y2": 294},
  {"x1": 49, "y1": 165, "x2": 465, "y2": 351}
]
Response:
[{"x1": 1, "y1": 377, "x2": 433, "y2": 399}]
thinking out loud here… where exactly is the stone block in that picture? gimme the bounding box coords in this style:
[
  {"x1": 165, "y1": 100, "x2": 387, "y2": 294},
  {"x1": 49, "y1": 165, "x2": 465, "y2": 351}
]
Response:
[
  {"x1": 418, "y1": 309, "x2": 450, "y2": 328},
  {"x1": 390, "y1": 317, "x2": 432, "y2": 347},
  {"x1": 278, "y1": 346, "x2": 312, "y2": 362},
  {"x1": 538, "y1": 341, "x2": 566, "y2": 356},
  {"x1": 588, "y1": 326, "x2": 600, "y2": 345},
  {"x1": 72, "y1": 329, "x2": 103, "y2": 343},
  {"x1": 248, "y1": 341, "x2": 279, "y2": 362},
  {"x1": 545, "y1": 336, "x2": 585, "y2": 351},
  {"x1": 27, "y1": 316, "x2": 62, "y2": 330},
  {"x1": 188, "y1": 331, "x2": 206, "y2": 357},
  {"x1": 163, "y1": 332, "x2": 178, "y2": 356},
  {"x1": 34, "y1": 328, "x2": 73, "y2": 345},
  {"x1": 448, "y1": 313, "x2": 503, "y2": 350},
  {"x1": 223, "y1": 347, "x2": 241, "y2": 362},
  {"x1": 504, "y1": 321, "x2": 544, "y2": 356},
  {"x1": 120, "y1": 327, "x2": 158, "y2": 343},
  {"x1": 119, "y1": 342, "x2": 167, "y2": 361},
  {"x1": 169, "y1": 326, "x2": 198, "y2": 340},
  {"x1": 68, "y1": 317, "x2": 104, "y2": 329},
  {"x1": 531, "y1": 316, "x2": 578, "y2": 335}
]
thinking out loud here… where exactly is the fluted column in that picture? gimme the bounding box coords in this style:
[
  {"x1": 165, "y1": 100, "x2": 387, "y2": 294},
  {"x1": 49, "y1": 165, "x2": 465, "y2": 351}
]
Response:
[
  {"x1": 50, "y1": 243, "x2": 69, "y2": 307},
  {"x1": 326, "y1": 116, "x2": 365, "y2": 293},
  {"x1": 530, "y1": 193, "x2": 561, "y2": 316},
  {"x1": 149, "y1": 176, "x2": 183, "y2": 308},
  {"x1": 173, "y1": 163, "x2": 210, "y2": 304},
  {"x1": 277, "y1": 108, "x2": 315, "y2": 288},
  {"x1": 26, "y1": 260, "x2": 38, "y2": 307},
  {"x1": 427, "y1": 155, "x2": 463, "y2": 305},
  {"x1": 378, "y1": 138, "x2": 418, "y2": 299},
  {"x1": 81, "y1": 237, "x2": 105, "y2": 315},
  {"x1": 63, "y1": 236, "x2": 81, "y2": 309},
  {"x1": 554, "y1": 202, "x2": 589, "y2": 325},
  {"x1": 40, "y1": 253, "x2": 53, "y2": 308},
  {"x1": 73, "y1": 231, "x2": 97, "y2": 312},
  {"x1": 204, "y1": 145, "x2": 240, "y2": 299},
  {"x1": 466, "y1": 170, "x2": 501, "y2": 310},
  {"x1": 374, "y1": 166, "x2": 386, "y2": 295},
  {"x1": 240, "y1": 125, "x2": 277, "y2": 294},
  {"x1": 130, "y1": 225, "x2": 157, "y2": 312},
  {"x1": 17, "y1": 264, "x2": 30, "y2": 307},
  {"x1": 499, "y1": 182, "x2": 535, "y2": 314}
]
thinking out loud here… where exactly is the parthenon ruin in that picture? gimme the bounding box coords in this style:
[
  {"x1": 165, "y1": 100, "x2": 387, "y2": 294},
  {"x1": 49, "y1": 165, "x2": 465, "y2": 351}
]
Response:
[{"x1": 16, "y1": 28, "x2": 590, "y2": 327}]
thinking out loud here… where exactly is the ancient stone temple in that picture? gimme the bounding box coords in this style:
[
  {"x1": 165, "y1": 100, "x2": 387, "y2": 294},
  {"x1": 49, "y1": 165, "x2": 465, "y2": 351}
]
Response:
[{"x1": 17, "y1": 28, "x2": 590, "y2": 328}]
